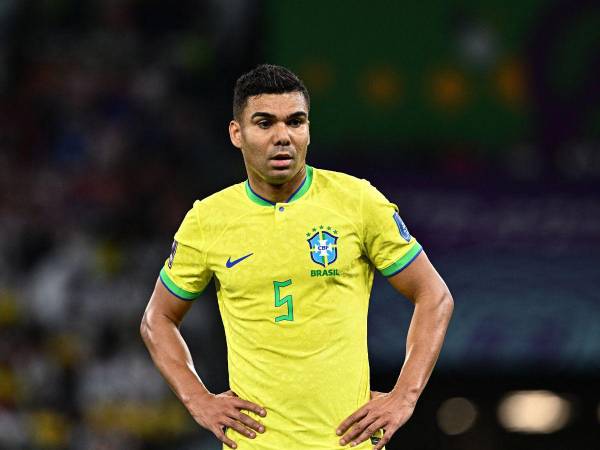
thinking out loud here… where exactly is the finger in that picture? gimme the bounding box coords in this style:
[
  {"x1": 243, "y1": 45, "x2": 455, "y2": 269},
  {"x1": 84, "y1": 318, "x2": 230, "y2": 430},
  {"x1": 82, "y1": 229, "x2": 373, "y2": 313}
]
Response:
[
  {"x1": 339, "y1": 414, "x2": 377, "y2": 446},
  {"x1": 233, "y1": 398, "x2": 267, "y2": 417},
  {"x1": 336, "y1": 407, "x2": 369, "y2": 436},
  {"x1": 224, "y1": 417, "x2": 257, "y2": 440},
  {"x1": 373, "y1": 433, "x2": 391, "y2": 450},
  {"x1": 223, "y1": 389, "x2": 240, "y2": 398},
  {"x1": 213, "y1": 425, "x2": 238, "y2": 449},
  {"x1": 373, "y1": 422, "x2": 403, "y2": 450},
  {"x1": 345, "y1": 418, "x2": 387, "y2": 447},
  {"x1": 370, "y1": 391, "x2": 385, "y2": 400},
  {"x1": 236, "y1": 411, "x2": 266, "y2": 433}
]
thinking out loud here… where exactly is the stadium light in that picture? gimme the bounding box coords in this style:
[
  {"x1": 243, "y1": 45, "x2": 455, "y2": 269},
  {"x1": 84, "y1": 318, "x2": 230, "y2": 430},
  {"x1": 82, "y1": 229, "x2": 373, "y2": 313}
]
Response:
[
  {"x1": 436, "y1": 397, "x2": 478, "y2": 435},
  {"x1": 497, "y1": 390, "x2": 571, "y2": 433}
]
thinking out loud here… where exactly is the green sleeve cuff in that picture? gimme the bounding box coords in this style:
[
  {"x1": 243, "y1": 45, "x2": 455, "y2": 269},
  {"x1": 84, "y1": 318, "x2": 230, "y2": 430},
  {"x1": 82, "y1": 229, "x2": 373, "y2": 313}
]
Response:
[
  {"x1": 379, "y1": 242, "x2": 423, "y2": 277},
  {"x1": 159, "y1": 267, "x2": 202, "y2": 301}
]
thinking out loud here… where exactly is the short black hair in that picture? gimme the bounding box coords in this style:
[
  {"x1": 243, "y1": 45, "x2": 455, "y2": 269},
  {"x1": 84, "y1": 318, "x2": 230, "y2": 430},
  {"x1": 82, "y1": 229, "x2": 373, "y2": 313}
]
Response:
[{"x1": 233, "y1": 64, "x2": 310, "y2": 120}]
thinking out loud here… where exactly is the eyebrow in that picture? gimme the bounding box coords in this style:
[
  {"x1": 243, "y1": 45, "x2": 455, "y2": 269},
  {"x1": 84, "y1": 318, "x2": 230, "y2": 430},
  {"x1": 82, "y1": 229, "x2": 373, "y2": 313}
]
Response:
[{"x1": 250, "y1": 111, "x2": 307, "y2": 120}]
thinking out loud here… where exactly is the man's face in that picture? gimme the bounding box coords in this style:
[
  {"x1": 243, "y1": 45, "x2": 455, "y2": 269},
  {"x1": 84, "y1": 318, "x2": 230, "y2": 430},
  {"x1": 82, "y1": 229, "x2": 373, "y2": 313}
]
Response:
[{"x1": 229, "y1": 92, "x2": 310, "y2": 185}]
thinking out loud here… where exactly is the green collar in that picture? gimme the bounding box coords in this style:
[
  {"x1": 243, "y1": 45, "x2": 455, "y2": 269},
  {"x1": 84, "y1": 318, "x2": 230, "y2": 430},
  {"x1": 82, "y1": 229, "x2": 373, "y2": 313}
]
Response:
[{"x1": 245, "y1": 165, "x2": 313, "y2": 207}]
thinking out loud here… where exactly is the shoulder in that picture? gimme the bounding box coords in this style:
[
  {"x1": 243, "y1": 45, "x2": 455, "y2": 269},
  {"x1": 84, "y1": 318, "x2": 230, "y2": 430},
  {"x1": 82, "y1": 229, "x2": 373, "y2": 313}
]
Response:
[
  {"x1": 191, "y1": 181, "x2": 245, "y2": 212},
  {"x1": 314, "y1": 166, "x2": 366, "y2": 186},
  {"x1": 183, "y1": 181, "x2": 248, "y2": 229},
  {"x1": 312, "y1": 167, "x2": 369, "y2": 200},
  {"x1": 312, "y1": 167, "x2": 398, "y2": 220},
  {"x1": 317, "y1": 167, "x2": 390, "y2": 201}
]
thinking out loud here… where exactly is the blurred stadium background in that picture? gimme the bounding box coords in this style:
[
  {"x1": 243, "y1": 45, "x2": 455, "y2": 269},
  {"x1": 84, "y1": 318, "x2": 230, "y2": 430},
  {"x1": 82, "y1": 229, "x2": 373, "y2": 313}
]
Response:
[{"x1": 0, "y1": 1, "x2": 599, "y2": 449}]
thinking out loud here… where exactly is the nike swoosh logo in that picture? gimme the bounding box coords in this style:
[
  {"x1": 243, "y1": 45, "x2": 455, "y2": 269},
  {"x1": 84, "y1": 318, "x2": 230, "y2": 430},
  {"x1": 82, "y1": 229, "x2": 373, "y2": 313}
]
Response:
[{"x1": 226, "y1": 253, "x2": 253, "y2": 268}]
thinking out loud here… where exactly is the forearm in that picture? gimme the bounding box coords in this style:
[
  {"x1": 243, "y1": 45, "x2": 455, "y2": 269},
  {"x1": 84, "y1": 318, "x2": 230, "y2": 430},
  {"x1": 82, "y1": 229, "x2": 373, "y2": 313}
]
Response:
[
  {"x1": 391, "y1": 289, "x2": 453, "y2": 405},
  {"x1": 140, "y1": 311, "x2": 211, "y2": 408}
]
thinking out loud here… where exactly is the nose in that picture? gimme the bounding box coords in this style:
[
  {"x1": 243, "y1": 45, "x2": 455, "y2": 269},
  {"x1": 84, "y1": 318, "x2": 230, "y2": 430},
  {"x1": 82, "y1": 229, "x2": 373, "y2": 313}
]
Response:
[{"x1": 272, "y1": 122, "x2": 291, "y2": 147}]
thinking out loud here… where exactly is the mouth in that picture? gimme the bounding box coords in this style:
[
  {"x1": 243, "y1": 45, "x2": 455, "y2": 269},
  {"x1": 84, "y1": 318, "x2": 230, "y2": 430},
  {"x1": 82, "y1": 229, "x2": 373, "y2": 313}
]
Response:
[
  {"x1": 270, "y1": 153, "x2": 294, "y2": 161},
  {"x1": 269, "y1": 153, "x2": 294, "y2": 169}
]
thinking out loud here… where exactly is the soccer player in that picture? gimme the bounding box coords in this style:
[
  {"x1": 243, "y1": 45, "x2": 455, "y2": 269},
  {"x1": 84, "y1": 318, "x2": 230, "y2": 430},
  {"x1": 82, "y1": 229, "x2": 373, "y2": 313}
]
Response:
[{"x1": 141, "y1": 64, "x2": 453, "y2": 450}]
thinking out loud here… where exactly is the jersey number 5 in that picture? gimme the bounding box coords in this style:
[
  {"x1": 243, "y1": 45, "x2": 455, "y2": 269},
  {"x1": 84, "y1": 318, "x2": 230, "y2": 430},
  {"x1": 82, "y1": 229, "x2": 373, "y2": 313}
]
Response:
[{"x1": 273, "y1": 279, "x2": 293, "y2": 322}]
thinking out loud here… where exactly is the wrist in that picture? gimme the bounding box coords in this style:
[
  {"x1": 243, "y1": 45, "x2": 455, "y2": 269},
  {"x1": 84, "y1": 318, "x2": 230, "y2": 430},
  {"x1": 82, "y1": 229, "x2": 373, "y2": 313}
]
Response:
[
  {"x1": 180, "y1": 387, "x2": 213, "y2": 410},
  {"x1": 390, "y1": 386, "x2": 420, "y2": 407}
]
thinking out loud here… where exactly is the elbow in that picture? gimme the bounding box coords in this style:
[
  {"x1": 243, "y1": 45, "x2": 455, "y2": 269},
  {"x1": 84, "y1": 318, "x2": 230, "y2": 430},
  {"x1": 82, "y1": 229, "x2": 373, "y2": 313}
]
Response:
[
  {"x1": 140, "y1": 312, "x2": 152, "y2": 345},
  {"x1": 414, "y1": 285, "x2": 453, "y2": 321},
  {"x1": 440, "y1": 288, "x2": 454, "y2": 319}
]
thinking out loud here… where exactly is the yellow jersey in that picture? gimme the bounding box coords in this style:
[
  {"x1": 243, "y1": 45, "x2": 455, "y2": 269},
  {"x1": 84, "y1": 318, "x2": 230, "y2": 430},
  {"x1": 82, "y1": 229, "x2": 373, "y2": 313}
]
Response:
[{"x1": 160, "y1": 165, "x2": 422, "y2": 449}]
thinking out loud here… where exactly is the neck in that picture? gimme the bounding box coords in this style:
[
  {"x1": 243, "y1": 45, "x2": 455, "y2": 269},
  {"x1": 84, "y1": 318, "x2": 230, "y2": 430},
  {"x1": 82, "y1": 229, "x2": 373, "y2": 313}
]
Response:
[{"x1": 248, "y1": 165, "x2": 307, "y2": 204}]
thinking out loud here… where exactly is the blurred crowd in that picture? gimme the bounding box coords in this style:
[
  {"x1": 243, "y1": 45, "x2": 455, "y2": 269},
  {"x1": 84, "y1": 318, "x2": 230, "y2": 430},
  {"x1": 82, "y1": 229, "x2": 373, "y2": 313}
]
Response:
[{"x1": 0, "y1": 1, "x2": 256, "y2": 448}]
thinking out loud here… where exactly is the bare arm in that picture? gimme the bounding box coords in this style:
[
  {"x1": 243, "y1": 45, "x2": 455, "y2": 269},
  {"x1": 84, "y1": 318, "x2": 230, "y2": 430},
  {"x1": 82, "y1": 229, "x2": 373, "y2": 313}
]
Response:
[
  {"x1": 337, "y1": 251, "x2": 454, "y2": 449},
  {"x1": 141, "y1": 279, "x2": 267, "y2": 449},
  {"x1": 386, "y1": 250, "x2": 454, "y2": 405}
]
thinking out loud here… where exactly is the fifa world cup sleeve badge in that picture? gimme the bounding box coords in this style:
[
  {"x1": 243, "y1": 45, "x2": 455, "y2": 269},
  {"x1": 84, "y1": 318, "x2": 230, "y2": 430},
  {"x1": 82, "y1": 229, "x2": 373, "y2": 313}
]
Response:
[
  {"x1": 393, "y1": 212, "x2": 411, "y2": 242},
  {"x1": 168, "y1": 240, "x2": 178, "y2": 269}
]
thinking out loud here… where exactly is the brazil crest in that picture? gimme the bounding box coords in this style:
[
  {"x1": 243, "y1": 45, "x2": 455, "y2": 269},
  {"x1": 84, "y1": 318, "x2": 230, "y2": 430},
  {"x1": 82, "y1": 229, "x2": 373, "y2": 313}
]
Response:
[{"x1": 307, "y1": 229, "x2": 338, "y2": 267}]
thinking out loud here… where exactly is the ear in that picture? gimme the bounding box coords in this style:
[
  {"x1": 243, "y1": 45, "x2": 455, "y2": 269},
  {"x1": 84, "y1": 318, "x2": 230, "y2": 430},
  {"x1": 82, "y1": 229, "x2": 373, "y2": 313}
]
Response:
[{"x1": 229, "y1": 120, "x2": 242, "y2": 149}]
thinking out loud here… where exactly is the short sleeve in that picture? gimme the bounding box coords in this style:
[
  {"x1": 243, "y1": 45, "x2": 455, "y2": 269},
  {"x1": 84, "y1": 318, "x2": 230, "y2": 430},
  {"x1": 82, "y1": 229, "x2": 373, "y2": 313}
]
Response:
[
  {"x1": 159, "y1": 202, "x2": 213, "y2": 300},
  {"x1": 361, "y1": 180, "x2": 423, "y2": 277}
]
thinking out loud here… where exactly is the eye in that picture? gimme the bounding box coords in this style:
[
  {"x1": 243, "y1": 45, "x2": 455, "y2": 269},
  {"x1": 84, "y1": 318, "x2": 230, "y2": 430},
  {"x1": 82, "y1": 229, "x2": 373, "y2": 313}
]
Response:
[
  {"x1": 257, "y1": 120, "x2": 271, "y2": 129},
  {"x1": 288, "y1": 118, "x2": 304, "y2": 127}
]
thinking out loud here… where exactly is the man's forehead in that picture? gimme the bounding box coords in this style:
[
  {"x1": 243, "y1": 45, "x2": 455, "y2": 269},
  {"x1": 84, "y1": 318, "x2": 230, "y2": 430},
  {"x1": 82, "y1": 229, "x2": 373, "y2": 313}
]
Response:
[{"x1": 244, "y1": 92, "x2": 308, "y2": 117}]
